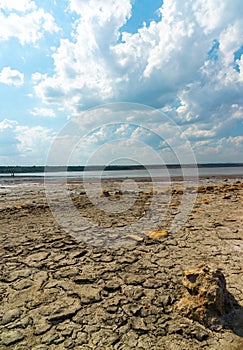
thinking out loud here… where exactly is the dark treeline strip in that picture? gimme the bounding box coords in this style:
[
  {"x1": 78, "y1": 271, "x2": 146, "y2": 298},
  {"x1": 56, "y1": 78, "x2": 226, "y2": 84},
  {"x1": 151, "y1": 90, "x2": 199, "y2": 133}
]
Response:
[{"x1": 0, "y1": 163, "x2": 243, "y2": 174}]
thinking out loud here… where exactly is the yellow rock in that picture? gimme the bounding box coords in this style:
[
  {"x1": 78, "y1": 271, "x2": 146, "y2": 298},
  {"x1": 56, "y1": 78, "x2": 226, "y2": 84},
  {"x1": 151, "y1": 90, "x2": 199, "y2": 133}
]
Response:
[
  {"x1": 203, "y1": 199, "x2": 210, "y2": 204},
  {"x1": 170, "y1": 201, "x2": 179, "y2": 207},
  {"x1": 196, "y1": 199, "x2": 211, "y2": 204},
  {"x1": 146, "y1": 230, "x2": 168, "y2": 239}
]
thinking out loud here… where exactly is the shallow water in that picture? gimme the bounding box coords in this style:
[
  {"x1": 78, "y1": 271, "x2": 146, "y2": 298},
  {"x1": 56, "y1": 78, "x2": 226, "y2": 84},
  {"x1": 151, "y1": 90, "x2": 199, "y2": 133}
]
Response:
[{"x1": 1, "y1": 166, "x2": 243, "y2": 180}]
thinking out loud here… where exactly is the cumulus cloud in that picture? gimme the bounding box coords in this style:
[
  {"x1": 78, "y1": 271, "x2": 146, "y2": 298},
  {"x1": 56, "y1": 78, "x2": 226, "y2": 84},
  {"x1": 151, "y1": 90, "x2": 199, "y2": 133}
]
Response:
[
  {"x1": 0, "y1": 119, "x2": 20, "y2": 160},
  {"x1": 0, "y1": 118, "x2": 55, "y2": 164},
  {"x1": 194, "y1": 136, "x2": 243, "y2": 163},
  {"x1": 0, "y1": 2, "x2": 59, "y2": 44},
  {"x1": 30, "y1": 107, "x2": 56, "y2": 118},
  {"x1": 0, "y1": 118, "x2": 17, "y2": 130},
  {"x1": 0, "y1": 0, "x2": 36, "y2": 11},
  {"x1": 16, "y1": 125, "x2": 54, "y2": 156},
  {"x1": 31, "y1": 72, "x2": 47, "y2": 82},
  {"x1": 8, "y1": 0, "x2": 241, "y2": 164},
  {"x1": 33, "y1": 0, "x2": 242, "y2": 117},
  {"x1": 0, "y1": 67, "x2": 24, "y2": 86},
  {"x1": 34, "y1": 0, "x2": 132, "y2": 108},
  {"x1": 45, "y1": 104, "x2": 197, "y2": 167}
]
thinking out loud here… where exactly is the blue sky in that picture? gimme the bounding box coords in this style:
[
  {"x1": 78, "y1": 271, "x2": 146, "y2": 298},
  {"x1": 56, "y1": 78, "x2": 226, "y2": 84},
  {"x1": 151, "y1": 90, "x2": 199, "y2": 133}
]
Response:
[{"x1": 0, "y1": 0, "x2": 243, "y2": 165}]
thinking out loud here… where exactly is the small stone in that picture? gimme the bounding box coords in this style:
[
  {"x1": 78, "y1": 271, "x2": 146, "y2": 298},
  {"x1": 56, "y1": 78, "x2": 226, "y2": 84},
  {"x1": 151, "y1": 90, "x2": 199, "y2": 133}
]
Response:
[
  {"x1": 2, "y1": 308, "x2": 21, "y2": 325},
  {"x1": 1, "y1": 330, "x2": 24, "y2": 346},
  {"x1": 146, "y1": 230, "x2": 168, "y2": 239}
]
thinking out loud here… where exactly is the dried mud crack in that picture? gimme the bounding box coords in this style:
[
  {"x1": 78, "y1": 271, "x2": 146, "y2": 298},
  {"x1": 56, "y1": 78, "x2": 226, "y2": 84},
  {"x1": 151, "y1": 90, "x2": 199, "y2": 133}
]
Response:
[{"x1": 0, "y1": 179, "x2": 242, "y2": 349}]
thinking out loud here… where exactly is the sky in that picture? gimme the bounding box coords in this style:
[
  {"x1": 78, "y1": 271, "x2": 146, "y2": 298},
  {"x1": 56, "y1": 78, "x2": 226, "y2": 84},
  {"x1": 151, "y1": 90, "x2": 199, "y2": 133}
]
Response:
[{"x1": 0, "y1": 0, "x2": 243, "y2": 166}]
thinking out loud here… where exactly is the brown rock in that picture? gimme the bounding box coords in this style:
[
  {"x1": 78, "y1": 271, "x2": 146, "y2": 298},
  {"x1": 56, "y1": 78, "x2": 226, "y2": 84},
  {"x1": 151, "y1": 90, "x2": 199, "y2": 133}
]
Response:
[{"x1": 175, "y1": 265, "x2": 236, "y2": 329}]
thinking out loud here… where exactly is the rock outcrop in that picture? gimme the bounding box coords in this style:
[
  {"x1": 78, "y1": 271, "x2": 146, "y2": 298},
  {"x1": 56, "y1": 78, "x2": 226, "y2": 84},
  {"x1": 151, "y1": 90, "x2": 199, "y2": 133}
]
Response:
[{"x1": 175, "y1": 265, "x2": 237, "y2": 329}]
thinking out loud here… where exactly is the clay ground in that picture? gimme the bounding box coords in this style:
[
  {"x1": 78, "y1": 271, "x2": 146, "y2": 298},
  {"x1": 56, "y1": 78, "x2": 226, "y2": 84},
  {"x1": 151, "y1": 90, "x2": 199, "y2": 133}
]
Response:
[{"x1": 0, "y1": 177, "x2": 243, "y2": 349}]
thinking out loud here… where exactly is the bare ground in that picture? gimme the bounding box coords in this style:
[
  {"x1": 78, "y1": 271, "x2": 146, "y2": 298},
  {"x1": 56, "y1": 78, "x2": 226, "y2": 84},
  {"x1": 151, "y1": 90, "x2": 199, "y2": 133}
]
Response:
[{"x1": 0, "y1": 178, "x2": 242, "y2": 349}]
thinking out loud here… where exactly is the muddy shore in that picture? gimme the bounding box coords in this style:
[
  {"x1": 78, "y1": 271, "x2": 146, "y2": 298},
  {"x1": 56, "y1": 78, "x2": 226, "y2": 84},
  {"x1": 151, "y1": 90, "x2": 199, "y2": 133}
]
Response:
[{"x1": 0, "y1": 177, "x2": 242, "y2": 349}]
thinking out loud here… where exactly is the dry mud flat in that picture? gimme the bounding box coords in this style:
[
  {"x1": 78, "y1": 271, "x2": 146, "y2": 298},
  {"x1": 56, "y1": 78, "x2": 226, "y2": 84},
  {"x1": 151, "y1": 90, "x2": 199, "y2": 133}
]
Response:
[{"x1": 0, "y1": 178, "x2": 242, "y2": 349}]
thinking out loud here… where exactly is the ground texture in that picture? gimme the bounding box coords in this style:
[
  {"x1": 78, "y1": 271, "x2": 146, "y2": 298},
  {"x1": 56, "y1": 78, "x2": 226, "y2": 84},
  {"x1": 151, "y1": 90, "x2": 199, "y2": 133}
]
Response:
[{"x1": 0, "y1": 178, "x2": 242, "y2": 349}]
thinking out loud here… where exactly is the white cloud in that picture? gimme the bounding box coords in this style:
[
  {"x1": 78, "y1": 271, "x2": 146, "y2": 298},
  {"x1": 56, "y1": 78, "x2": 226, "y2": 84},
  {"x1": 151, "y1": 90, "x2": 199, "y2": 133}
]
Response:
[
  {"x1": 31, "y1": 72, "x2": 47, "y2": 82},
  {"x1": 231, "y1": 106, "x2": 243, "y2": 119},
  {"x1": 0, "y1": 118, "x2": 55, "y2": 164},
  {"x1": 34, "y1": 0, "x2": 132, "y2": 107},
  {"x1": 183, "y1": 125, "x2": 216, "y2": 140},
  {"x1": 0, "y1": 119, "x2": 20, "y2": 160},
  {"x1": 0, "y1": 118, "x2": 17, "y2": 130},
  {"x1": 193, "y1": 0, "x2": 243, "y2": 35},
  {"x1": 16, "y1": 125, "x2": 54, "y2": 155},
  {"x1": 0, "y1": 0, "x2": 36, "y2": 12},
  {"x1": 34, "y1": 0, "x2": 242, "y2": 111},
  {"x1": 0, "y1": 5, "x2": 59, "y2": 44},
  {"x1": 29, "y1": 0, "x2": 243, "y2": 165},
  {"x1": 30, "y1": 107, "x2": 56, "y2": 118},
  {"x1": 69, "y1": 0, "x2": 132, "y2": 28},
  {"x1": 236, "y1": 58, "x2": 243, "y2": 82},
  {"x1": 190, "y1": 135, "x2": 243, "y2": 163},
  {"x1": 73, "y1": 139, "x2": 166, "y2": 166},
  {"x1": 0, "y1": 67, "x2": 24, "y2": 86},
  {"x1": 45, "y1": 104, "x2": 197, "y2": 167}
]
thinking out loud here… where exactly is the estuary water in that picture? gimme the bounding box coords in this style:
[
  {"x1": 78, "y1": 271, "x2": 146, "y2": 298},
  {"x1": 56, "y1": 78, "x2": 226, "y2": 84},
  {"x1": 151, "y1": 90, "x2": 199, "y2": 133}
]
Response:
[{"x1": 1, "y1": 166, "x2": 243, "y2": 181}]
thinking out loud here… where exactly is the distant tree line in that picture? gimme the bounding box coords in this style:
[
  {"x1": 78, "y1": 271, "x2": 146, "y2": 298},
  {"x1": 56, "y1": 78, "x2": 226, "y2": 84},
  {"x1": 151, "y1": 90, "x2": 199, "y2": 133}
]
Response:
[
  {"x1": 0, "y1": 163, "x2": 242, "y2": 175},
  {"x1": 0, "y1": 166, "x2": 44, "y2": 174}
]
